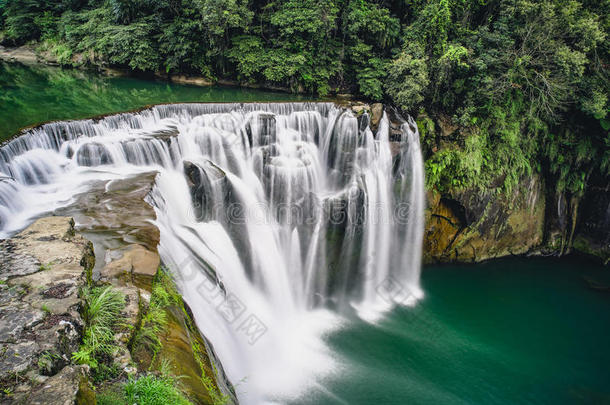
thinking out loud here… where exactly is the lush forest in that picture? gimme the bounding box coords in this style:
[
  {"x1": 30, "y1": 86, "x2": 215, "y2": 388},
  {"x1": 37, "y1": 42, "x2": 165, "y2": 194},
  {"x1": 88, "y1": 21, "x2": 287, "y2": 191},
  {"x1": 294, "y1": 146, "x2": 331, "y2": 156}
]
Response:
[{"x1": 0, "y1": 0, "x2": 608, "y2": 195}]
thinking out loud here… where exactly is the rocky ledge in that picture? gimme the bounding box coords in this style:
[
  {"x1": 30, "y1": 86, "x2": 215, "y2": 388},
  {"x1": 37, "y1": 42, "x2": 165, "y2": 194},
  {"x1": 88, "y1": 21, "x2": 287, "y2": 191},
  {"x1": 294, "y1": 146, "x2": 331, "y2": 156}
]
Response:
[
  {"x1": 0, "y1": 217, "x2": 93, "y2": 404},
  {"x1": 0, "y1": 216, "x2": 232, "y2": 404}
]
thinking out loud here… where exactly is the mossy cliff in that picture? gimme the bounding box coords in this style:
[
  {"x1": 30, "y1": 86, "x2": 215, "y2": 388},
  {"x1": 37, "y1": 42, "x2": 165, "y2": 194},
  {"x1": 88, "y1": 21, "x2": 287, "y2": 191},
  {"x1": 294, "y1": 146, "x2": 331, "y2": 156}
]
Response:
[
  {"x1": 419, "y1": 112, "x2": 609, "y2": 265},
  {"x1": 423, "y1": 176, "x2": 546, "y2": 263}
]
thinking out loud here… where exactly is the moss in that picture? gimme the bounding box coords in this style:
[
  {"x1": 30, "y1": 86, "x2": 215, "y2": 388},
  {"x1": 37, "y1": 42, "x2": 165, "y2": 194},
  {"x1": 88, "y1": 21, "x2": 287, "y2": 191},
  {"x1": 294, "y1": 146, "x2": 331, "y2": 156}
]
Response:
[
  {"x1": 573, "y1": 235, "x2": 610, "y2": 264},
  {"x1": 75, "y1": 374, "x2": 96, "y2": 405},
  {"x1": 80, "y1": 241, "x2": 95, "y2": 287},
  {"x1": 131, "y1": 267, "x2": 228, "y2": 405}
]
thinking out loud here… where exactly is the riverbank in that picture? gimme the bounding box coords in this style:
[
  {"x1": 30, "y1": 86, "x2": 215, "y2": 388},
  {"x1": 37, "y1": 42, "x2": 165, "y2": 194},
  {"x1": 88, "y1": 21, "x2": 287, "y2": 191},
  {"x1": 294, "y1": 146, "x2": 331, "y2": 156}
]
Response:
[
  {"x1": 0, "y1": 44, "x2": 311, "y2": 94},
  {"x1": 0, "y1": 216, "x2": 233, "y2": 404}
]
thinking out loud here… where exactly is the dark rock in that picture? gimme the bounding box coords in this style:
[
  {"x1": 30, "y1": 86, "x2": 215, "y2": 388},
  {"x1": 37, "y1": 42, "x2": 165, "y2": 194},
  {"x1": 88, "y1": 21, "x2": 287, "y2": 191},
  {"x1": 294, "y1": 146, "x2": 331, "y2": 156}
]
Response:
[
  {"x1": 0, "y1": 306, "x2": 44, "y2": 343},
  {"x1": 370, "y1": 103, "x2": 383, "y2": 130},
  {"x1": 27, "y1": 365, "x2": 90, "y2": 405},
  {"x1": 0, "y1": 342, "x2": 39, "y2": 379}
]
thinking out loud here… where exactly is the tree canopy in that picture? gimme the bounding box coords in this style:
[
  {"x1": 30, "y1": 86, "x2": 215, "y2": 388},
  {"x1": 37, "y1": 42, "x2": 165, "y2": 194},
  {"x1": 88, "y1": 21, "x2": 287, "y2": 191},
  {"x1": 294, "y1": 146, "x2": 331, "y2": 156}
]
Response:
[{"x1": 1, "y1": 0, "x2": 607, "y2": 195}]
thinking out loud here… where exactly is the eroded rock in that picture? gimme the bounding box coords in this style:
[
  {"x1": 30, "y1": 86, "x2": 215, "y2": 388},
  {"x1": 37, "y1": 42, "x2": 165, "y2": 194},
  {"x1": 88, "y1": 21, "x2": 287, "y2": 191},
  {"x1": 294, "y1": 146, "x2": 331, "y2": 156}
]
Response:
[
  {"x1": 26, "y1": 365, "x2": 90, "y2": 405},
  {"x1": 0, "y1": 217, "x2": 89, "y2": 403},
  {"x1": 101, "y1": 244, "x2": 160, "y2": 280},
  {"x1": 423, "y1": 175, "x2": 546, "y2": 263},
  {"x1": 0, "y1": 342, "x2": 39, "y2": 378}
]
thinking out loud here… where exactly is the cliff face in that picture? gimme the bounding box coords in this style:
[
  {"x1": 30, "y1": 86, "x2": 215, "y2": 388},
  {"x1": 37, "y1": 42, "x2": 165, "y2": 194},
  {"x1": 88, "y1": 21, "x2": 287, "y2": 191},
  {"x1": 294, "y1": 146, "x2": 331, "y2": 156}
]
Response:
[
  {"x1": 419, "y1": 115, "x2": 608, "y2": 265},
  {"x1": 423, "y1": 175, "x2": 546, "y2": 264}
]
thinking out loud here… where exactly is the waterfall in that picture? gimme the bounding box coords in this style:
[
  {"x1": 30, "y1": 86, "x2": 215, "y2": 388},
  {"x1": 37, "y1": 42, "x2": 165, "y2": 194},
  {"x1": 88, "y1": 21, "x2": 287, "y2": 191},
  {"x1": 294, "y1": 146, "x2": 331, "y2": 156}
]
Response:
[{"x1": 0, "y1": 102, "x2": 425, "y2": 403}]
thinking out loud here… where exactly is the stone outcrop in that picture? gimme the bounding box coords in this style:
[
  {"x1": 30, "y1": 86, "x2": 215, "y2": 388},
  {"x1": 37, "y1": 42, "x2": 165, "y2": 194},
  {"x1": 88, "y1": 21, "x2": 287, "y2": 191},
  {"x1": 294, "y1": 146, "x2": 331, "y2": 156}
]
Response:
[
  {"x1": 0, "y1": 214, "x2": 231, "y2": 404},
  {"x1": 0, "y1": 217, "x2": 93, "y2": 404},
  {"x1": 543, "y1": 179, "x2": 610, "y2": 264},
  {"x1": 100, "y1": 244, "x2": 160, "y2": 281},
  {"x1": 423, "y1": 175, "x2": 546, "y2": 263}
]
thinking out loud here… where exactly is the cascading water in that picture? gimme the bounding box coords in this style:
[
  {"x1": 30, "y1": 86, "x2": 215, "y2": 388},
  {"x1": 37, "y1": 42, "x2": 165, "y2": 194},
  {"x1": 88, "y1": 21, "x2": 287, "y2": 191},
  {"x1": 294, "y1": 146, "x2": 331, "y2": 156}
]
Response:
[{"x1": 0, "y1": 102, "x2": 425, "y2": 403}]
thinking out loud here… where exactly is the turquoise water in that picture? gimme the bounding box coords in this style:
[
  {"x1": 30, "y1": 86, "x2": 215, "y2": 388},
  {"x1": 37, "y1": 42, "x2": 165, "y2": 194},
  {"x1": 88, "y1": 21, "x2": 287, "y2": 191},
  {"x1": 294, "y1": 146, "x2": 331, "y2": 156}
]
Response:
[
  {"x1": 0, "y1": 61, "x2": 310, "y2": 141},
  {"x1": 295, "y1": 257, "x2": 610, "y2": 405}
]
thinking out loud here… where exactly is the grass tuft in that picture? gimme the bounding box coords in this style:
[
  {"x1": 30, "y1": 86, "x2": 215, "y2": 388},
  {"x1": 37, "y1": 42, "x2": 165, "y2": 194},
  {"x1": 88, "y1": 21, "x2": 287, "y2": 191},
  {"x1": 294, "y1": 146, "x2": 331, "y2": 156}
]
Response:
[{"x1": 72, "y1": 285, "x2": 125, "y2": 368}]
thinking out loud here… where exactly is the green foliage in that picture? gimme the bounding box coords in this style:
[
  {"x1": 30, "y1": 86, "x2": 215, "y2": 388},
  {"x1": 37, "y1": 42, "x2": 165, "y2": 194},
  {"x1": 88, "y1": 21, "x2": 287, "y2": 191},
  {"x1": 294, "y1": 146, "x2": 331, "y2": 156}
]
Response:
[
  {"x1": 72, "y1": 286, "x2": 125, "y2": 369},
  {"x1": 124, "y1": 373, "x2": 192, "y2": 405},
  {"x1": 385, "y1": 43, "x2": 429, "y2": 111},
  {"x1": 38, "y1": 262, "x2": 51, "y2": 271},
  {"x1": 91, "y1": 362, "x2": 122, "y2": 384},
  {"x1": 37, "y1": 350, "x2": 60, "y2": 375},
  {"x1": 97, "y1": 371, "x2": 193, "y2": 405},
  {"x1": 0, "y1": 0, "x2": 607, "y2": 194},
  {"x1": 395, "y1": 0, "x2": 608, "y2": 194},
  {"x1": 131, "y1": 268, "x2": 179, "y2": 357}
]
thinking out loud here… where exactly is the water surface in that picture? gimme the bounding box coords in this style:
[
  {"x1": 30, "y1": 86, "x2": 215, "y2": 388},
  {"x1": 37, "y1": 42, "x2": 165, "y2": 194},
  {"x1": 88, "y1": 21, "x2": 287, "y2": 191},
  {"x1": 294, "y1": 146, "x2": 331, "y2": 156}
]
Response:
[
  {"x1": 294, "y1": 257, "x2": 610, "y2": 405},
  {"x1": 0, "y1": 61, "x2": 309, "y2": 141}
]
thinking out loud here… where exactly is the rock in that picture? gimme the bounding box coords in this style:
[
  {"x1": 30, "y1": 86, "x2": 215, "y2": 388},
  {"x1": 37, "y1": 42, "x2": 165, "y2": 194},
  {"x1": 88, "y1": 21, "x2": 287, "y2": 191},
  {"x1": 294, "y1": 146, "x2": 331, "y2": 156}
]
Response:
[
  {"x1": 370, "y1": 103, "x2": 383, "y2": 129},
  {"x1": 25, "y1": 370, "x2": 48, "y2": 385},
  {"x1": 55, "y1": 172, "x2": 160, "y2": 252},
  {"x1": 101, "y1": 244, "x2": 160, "y2": 280},
  {"x1": 571, "y1": 183, "x2": 610, "y2": 263},
  {"x1": 423, "y1": 175, "x2": 546, "y2": 263},
  {"x1": 170, "y1": 75, "x2": 214, "y2": 86},
  {"x1": 0, "y1": 46, "x2": 39, "y2": 65},
  {"x1": 0, "y1": 342, "x2": 39, "y2": 379},
  {"x1": 0, "y1": 217, "x2": 92, "y2": 283},
  {"x1": 0, "y1": 241, "x2": 41, "y2": 281},
  {"x1": 436, "y1": 113, "x2": 458, "y2": 138},
  {"x1": 27, "y1": 365, "x2": 90, "y2": 405},
  {"x1": 0, "y1": 217, "x2": 89, "y2": 402},
  {"x1": 113, "y1": 285, "x2": 142, "y2": 345},
  {"x1": 0, "y1": 305, "x2": 44, "y2": 342},
  {"x1": 351, "y1": 104, "x2": 369, "y2": 115},
  {"x1": 0, "y1": 284, "x2": 24, "y2": 307}
]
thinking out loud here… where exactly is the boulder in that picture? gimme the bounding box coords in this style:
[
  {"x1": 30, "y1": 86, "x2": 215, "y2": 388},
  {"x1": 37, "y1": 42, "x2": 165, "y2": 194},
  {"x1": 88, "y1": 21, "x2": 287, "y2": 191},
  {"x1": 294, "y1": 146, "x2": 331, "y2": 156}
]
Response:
[
  {"x1": 26, "y1": 365, "x2": 91, "y2": 405},
  {"x1": 101, "y1": 244, "x2": 160, "y2": 280}
]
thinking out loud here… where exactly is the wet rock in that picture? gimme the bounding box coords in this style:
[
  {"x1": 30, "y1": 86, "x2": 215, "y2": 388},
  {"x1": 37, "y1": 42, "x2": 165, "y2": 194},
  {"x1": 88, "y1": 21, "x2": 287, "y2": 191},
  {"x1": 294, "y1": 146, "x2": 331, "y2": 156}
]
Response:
[
  {"x1": 27, "y1": 365, "x2": 90, "y2": 405},
  {"x1": 423, "y1": 175, "x2": 546, "y2": 263},
  {"x1": 101, "y1": 244, "x2": 160, "y2": 280},
  {"x1": 572, "y1": 182, "x2": 610, "y2": 263},
  {"x1": 370, "y1": 103, "x2": 383, "y2": 129},
  {"x1": 184, "y1": 160, "x2": 229, "y2": 222},
  {"x1": 75, "y1": 143, "x2": 114, "y2": 167},
  {"x1": 55, "y1": 172, "x2": 160, "y2": 252}
]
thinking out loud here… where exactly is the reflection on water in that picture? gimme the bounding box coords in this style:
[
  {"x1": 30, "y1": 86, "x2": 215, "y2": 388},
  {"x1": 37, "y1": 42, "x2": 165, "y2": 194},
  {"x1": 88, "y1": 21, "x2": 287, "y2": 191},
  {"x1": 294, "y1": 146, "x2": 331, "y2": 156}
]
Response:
[{"x1": 0, "y1": 61, "x2": 310, "y2": 141}]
